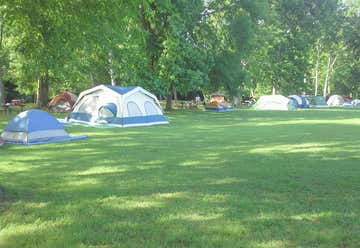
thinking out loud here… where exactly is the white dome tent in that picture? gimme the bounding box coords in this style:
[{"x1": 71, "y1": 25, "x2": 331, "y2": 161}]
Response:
[
  {"x1": 254, "y1": 95, "x2": 296, "y2": 110},
  {"x1": 68, "y1": 85, "x2": 169, "y2": 127},
  {"x1": 327, "y1": 95, "x2": 345, "y2": 107}
]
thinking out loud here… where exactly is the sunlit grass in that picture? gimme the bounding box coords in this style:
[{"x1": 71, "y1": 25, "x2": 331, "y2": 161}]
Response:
[{"x1": 1, "y1": 109, "x2": 360, "y2": 247}]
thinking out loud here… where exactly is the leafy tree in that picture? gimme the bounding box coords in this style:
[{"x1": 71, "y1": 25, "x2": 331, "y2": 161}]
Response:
[
  {"x1": 139, "y1": 0, "x2": 211, "y2": 109},
  {"x1": 0, "y1": 12, "x2": 9, "y2": 104},
  {"x1": 204, "y1": 0, "x2": 268, "y2": 104},
  {"x1": 2, "y1": 1, "x2": 82, "y2": 107}
]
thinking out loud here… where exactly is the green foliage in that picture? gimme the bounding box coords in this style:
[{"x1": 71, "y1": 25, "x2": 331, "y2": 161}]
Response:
[
  {"x1": 0, "y1": 0, "x2": 359, "y2": 101},
  {"x1": 205, "y1": 0, "x2": 268, "y2": 98}
]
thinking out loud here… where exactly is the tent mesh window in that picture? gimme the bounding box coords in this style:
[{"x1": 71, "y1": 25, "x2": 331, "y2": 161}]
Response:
[
  {"x1": 144, "y1": 101, "x2": 159, "y2": 115},
  {"x1": 127, "y1": 101, "x2": 142, "y2": 116},
  {"x1": 98, "y1": 104, "x2": 117, "y2": 118},
  {"x1": 78, "y1": 96, "x2": 99, "y2": 114}
]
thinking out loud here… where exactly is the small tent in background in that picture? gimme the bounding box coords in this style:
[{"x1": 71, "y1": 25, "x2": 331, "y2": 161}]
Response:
[
  {"x1": 0, "y1": 137, "x2": 4, "y2": 146},
  {"x1": 1, "y1": 109, "x2": 87, "y2": 145},
  {"x1": 254, "y1": 95, "x2": 296, "y2": 110},
  {"x1": 68, "y1": 84, "x2": 169, "y2": 127},
  {"x1": 288, "y1": 95, "x2": 309, "y2": 108},
  {"x1": 308, "y1": 96, "x2": 328, "y2": 108},
  {"x1": 343, "y1": 99, "x2": 360, "y2": 108},
  {"x1": 327, "y1": 95, "x2": 345, "y2": 107},
  {"x1": 49, "y1": 92, "x2": 78, "y2": 112},
  {"x1": 352, "y1": 99, "x2": 360, "y2": 108},
  {"x1": 204, "y1": 92, "x2": 234, "y2": 111}
]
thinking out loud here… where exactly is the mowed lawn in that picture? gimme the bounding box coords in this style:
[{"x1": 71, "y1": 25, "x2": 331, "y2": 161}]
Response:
[{"x1": 0, "y1": 109, "x2": 360, "y2": 248}]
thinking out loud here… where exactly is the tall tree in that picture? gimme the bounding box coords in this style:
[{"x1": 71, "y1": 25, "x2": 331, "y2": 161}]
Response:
[
  {"x1": 0, "y1": 16, "x2": 7, "y2": 104},
  {"x1": 2, "y1": 0, "x2": 80, "y2": 107},
  {"x1": 205, "y1": 0, "x2": 268, "y2": 104},
  {"x1": 139, "y1": 0, "x2": 211, "y2": 109}
]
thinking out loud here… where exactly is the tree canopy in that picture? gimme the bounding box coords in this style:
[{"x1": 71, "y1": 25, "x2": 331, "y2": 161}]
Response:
[{"x1": 0, "y1": 0, "x2": 358, "y2": 107}]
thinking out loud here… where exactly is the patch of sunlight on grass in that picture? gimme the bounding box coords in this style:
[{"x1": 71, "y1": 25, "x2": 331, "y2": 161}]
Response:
[
  {"x1": 207, "y1": 221, "x2": 248, "y2": 236},
  {"x1": 0, "y1": 218, "x2": 68, "y2": 242},
  {"x1": 106, "y1": 142, "x2": 141, "y2": 147},
  {"x1": 0, "y1": 164, "x2": 33, "y2": 173},
  {"x1": 249, "y1": 142, "x2": 339, "y2": 154},
  {"x1": 99, "y1": 196, "x2": 163, "y2": 210},
  {"x1": 153, "y1": 192, "x2": 188, "y2": 199},
  {"x1": 255, "y1": 212, "x2": 282, "y2": 221},
  {"x1": 23, "y1": 202, "x2": 49, "y2": 209},
  {"x1": 133, "y1": 165, "x2": 162, "y2": 170},
  {"x1": 289, "y1": 211, "x2": 349, "y2": 222},
  {"x1": 143, "y1": 160, "x2": 163, "y2": 165},
  {"x1": 253, "y1": 240, "x2": 288, "y2": 248},
  {"x1": 178, "y1": 212, "x2": 223, "y2": 221},
  {"x1": 208, "y1": 177, "x2": 246, "y2": 185},
  {"x1": 178, "y1": 160, "x2": 201, "y2": 166},
  {"x1": 202, "y1": 194, "x2": 229, "y2": 204},
  {"x1": 74, "y1": 166, "x2": 128, "y2": 176},
  {"x1": 161, "y1": 212, "x2": 223, "y2": 222},
  {"x1": 66, "y1": 178, "x2": 99, "y2": 186},
  {"x1": 255, "y1": 118, "x2": 360, "y2": 126}
]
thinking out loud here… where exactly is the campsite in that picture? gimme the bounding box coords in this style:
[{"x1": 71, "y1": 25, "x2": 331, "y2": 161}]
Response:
[
  {"x1": 1, "y1": 1, "x2": 360, "y2": 248},
  {"x1": 1, "y1": 109, "x2": 360, "y2": 247}
]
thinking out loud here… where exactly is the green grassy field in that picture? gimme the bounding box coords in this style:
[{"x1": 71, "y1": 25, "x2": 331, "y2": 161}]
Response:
[{"x1": 1, "y1": 109, "x2": 360, "y2": 248}]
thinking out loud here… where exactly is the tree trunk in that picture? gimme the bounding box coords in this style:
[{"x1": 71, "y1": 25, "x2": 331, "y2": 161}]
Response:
[
  {"x1": 173, "y1": 86, "x2": 177, "y2": 101},
  {"x1": 166, "y1": 83, "x2": 173, "y2": 110},
  {"x1": 232, "y1": 95, "x2": 241, "y2": 108},
  {"x1": 90, "y1": 73, "x2": 97, "y2": 87},
  {"x1": 0, "y1": 68, "x2": 4, "y2": 105},
  {"x1": 272, "y1": 82, "x2": 276, "y2": 95},
  {"x1": 36, "y1": 73, "x2": 49, "y2": 108},
  {"x1": 314, "y1": 41, "x2": 321, "y2": 96},
  {"x1": 139, "y1": 3, "x2": 160, "y2": 71},
  {"x1": 0, "y1": 19, "x2": 5, "y2": 105},
  {"x1": 323, "y1": 55, "x2": 337, "y2": 97},
  {"x1": 108, "y1": 50, "x2": 116, "y2": 86}
]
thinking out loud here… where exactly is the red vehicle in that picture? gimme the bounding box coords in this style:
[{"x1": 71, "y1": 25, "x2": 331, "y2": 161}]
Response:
[{"x1": 11, "y1": 99, "x2": 23, "y2": 106}]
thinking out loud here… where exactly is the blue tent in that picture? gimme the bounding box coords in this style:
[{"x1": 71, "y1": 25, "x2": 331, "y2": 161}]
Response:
[
  {"x1": 288, "y1": 95, "x2": 309, "y2": 108},
  {"x1": 1, "y1": 109, "x2": 87, "y2": 145}
]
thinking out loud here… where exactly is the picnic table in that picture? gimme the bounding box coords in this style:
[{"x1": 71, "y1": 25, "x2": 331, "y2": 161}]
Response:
[{"x1": 0, "y1": 103, "x2": 25, "y2": 116}]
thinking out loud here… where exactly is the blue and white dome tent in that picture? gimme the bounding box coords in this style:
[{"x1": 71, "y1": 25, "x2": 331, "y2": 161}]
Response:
[
  {"x1": 288, "y1": 95, "x2": 309, "y2": 108},
  {"x1": 68, "y1": 84, "x2": 169, "y2": 127},
  {"x1": 1, "y1": 109, "x2": 87, "y2": 145}
]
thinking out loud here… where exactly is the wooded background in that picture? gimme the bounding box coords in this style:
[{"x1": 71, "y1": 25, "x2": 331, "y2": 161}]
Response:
[{"x1": 0, "y1": 0, "x2": 359, "y2": 108}]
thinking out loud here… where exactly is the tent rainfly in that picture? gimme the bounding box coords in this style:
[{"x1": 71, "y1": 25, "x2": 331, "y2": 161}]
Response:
[{"x1": 68, "y1": 85, "x2": 169, "y2": 127}]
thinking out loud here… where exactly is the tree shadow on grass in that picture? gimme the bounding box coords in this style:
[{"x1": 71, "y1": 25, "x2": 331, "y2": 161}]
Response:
[{"x1": 1, "y1": 109, "x2": 360, "y2": 247}]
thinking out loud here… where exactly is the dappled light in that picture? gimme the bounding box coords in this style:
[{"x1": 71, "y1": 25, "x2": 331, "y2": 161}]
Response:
[{"x1": 1, "y1": 109, "x2": 360, "y2": 247}]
